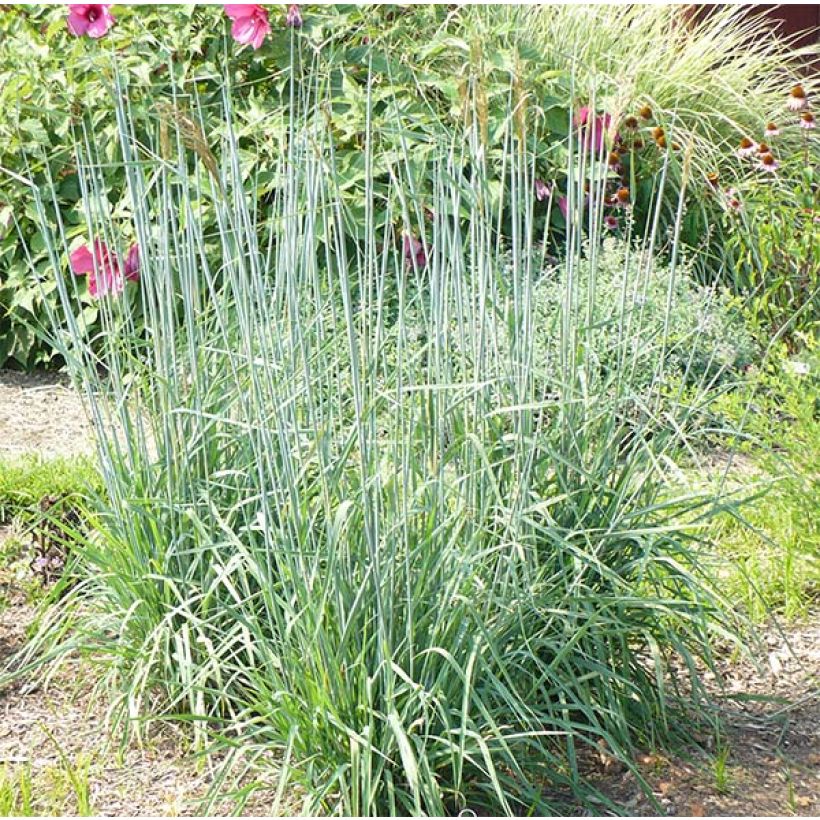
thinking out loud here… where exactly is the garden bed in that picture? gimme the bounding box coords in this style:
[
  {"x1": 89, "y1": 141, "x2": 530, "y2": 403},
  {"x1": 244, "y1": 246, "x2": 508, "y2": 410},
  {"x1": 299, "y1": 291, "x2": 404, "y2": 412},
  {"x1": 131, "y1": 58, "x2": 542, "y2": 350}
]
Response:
[
  {"x1": 0, "y1": 372, "x2": 817, "y2": 816},
  {"x1": 1, "y1": 5, "x2": 817, "y2": 814}
]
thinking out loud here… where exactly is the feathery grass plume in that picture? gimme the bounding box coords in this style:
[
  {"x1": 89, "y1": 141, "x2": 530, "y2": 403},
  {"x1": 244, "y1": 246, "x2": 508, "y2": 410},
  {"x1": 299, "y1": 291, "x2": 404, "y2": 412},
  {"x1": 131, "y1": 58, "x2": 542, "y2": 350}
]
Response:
[
  {"x1": 5, "y1": 55, "x2": 749, "y2": 815},
  {"x1": 154, "y1": 98, "x2": 222, "y2": 188}
]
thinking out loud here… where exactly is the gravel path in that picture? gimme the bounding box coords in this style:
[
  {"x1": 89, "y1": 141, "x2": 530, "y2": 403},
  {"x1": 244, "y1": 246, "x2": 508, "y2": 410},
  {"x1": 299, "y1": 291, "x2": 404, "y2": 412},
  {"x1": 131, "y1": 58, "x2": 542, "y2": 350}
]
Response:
[{"x1": 0, "y1": 370, "x2": 95, "y2": 460}]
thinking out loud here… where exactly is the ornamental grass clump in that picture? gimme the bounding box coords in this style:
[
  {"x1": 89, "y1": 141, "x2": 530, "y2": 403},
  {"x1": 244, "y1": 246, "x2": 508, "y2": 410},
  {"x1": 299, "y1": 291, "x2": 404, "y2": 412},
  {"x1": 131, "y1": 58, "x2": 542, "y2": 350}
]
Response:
[{"x1": 7, "y1": 63, "x2": 743, "y2": 815}]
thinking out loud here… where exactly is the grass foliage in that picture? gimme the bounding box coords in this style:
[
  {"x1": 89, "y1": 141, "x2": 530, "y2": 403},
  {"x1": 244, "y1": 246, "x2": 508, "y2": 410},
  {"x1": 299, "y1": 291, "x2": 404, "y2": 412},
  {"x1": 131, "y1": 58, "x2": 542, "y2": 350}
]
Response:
[
  {"x1": 0, "y1": 455, "x2": 98, "y2": 524},
  {"x1": 706, "y1": 346, "x2": 820, "y2": 621},
  {"x1": 6, "y1": 56, "x2": 754, "y2": 814},
  {"x1": 522, "y1": 237, "x2": 755, "y2": 392}
]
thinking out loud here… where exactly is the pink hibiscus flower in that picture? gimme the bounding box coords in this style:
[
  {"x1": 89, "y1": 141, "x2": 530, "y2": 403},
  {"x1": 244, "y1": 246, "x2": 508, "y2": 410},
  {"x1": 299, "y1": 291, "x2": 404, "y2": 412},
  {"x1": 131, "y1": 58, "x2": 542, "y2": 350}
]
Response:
[
  {"x1": 575, "y1": 106, "x2": 614, "y2": 155},
  {"x1": 402, "y1": 234, "x2": 428, "y2": 269},
  {"x1": 70, "y1": 239, "x2": 140, "y2": 298},
  {"x1": 67, "y1": 4, "x2": 115, "y2": 38},
  {"x1": 224, "y1": 4, "x2": 271, "y2": 49}
]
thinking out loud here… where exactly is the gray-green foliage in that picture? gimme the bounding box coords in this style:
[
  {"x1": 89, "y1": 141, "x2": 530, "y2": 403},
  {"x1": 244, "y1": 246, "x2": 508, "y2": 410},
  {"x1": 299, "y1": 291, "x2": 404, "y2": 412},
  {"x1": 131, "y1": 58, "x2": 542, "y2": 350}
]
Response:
[
  {"x1": 6, "y1": 60, "x2": 746, "y2": 816},
  {"x1": 519, "y1": 238, "x2": 756, "y2": 391}
]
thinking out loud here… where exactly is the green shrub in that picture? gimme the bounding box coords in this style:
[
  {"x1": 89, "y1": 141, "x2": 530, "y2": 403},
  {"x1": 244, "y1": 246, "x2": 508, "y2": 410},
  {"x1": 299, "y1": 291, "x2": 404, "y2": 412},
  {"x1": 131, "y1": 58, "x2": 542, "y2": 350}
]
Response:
[
  {"x1": 1, "y1": 4, "x2": 815, "y2": 369},
  {"x1": 0, "y1": 455, "x2": 98, "y2": 524},
  {"x1": 723, "y1": 169, "x2": 819, "y2": 346}
]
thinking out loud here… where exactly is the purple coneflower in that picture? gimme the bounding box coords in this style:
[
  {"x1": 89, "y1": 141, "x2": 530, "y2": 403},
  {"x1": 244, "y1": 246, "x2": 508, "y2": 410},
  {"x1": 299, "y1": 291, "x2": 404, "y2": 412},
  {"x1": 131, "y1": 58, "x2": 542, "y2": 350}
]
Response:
[
  {"x1": 737, "y1": 136, "x2": 756, "y2": 158},
  {"x1": 787, "y1": 85, "x2": 807, "y2": 111},
  {"x1": 764, "y1": 122, "x2": 779, "y2": 138},
  {"x1": 723, "y1": 188, "x2": 742, "y2": 213},
  {"x1": 603, "y1": 215, "x2": 619, "y2": 231},
  {"x1": 758, "y1": 153, "x2": 779, "y2": 173},
  {"x1": 800, "y1": 112, "x2": 815, "y2": 130}
]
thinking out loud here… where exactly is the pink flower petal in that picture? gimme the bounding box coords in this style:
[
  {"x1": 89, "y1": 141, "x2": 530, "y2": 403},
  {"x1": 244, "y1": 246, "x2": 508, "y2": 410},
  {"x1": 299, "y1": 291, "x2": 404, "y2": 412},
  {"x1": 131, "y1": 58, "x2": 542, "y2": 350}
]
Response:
[
  {"x1": 70, "y1": 244, "x2": 94, "y2": 275},
  {"x1": 557, "y1": 196, "x2": 569, "y2": 220},
  {"x1": 124, "y1": 243, "x2": 140, "y2": 281},
  {"x1": 225, "y1": 5, "x2": 269, "y2": 48},
  {"x1": 67, "y1": 4, "x2": 113, "y2": 38},
  {"x1": 224, "y1": 3, "x2": 261, "y2": 19},
  {"x1": 92, "y1": 261, "x2": 124, "y2": 298},
  {"x1": 249, "y1": 18, "x2": 270, "y2": 49},
  {"x1": 231, "y1": 14, "x2": 269, "y2": 48},
  {"x1": 67, "y1": 12, "x2": 90, "y2": 36},
  {"x1": 85, "y1": 9, "x2": 114, "y2": 38}
]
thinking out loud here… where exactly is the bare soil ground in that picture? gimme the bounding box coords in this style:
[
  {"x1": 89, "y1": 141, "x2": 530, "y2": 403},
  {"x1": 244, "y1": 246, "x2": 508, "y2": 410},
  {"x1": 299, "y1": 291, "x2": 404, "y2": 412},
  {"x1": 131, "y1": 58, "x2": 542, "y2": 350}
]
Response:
[
  {"x1": 582, "y1": 622, "x2": 819, "y2": 816},
  {"x1": 1, "y1": 370, "x2": 818, "y2": 816},
  {"x1": 0, "y1": 370, "x2": 95, "y2": 460}
]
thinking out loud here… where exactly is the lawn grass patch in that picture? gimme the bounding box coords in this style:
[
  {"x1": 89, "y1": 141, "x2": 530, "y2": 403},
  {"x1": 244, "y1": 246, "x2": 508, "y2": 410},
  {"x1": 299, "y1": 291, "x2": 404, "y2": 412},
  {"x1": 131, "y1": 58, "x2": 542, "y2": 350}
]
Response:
[
  {"x1": 0, "y1": 455, "x2": 99, "y2": 524},
  {"x1": 700, "y1": 345, "x2": 819, "y2": 621}
]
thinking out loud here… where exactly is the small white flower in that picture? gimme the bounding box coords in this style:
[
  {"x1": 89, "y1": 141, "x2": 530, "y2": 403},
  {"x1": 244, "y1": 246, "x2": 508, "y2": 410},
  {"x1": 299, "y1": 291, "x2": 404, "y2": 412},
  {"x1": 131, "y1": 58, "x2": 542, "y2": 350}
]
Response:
[{"x1": 784, "y1": 360, "x2": 810, "y2": 376}]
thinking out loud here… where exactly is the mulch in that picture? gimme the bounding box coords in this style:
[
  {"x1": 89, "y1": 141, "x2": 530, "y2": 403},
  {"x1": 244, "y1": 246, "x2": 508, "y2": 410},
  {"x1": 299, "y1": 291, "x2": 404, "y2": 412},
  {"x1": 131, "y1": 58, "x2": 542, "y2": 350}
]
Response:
[{"x1": 583, "y1": 618, "x2": 820, "y2": 816}]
